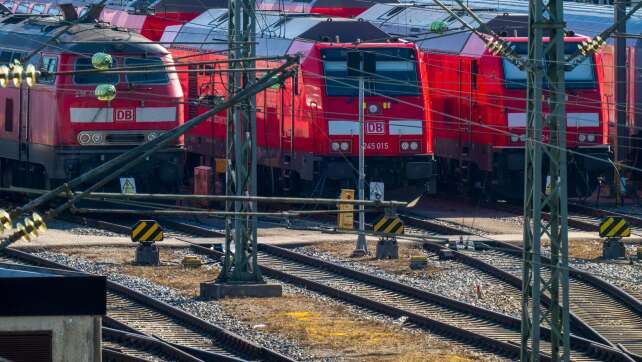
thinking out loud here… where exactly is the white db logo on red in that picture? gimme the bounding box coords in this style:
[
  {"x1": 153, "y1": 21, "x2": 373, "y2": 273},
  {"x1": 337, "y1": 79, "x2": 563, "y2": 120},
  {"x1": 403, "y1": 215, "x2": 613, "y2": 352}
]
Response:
[
  {"x1": 115, "y1": 109, "x2": 135, "y2": 122},
  {"x1": 366, "y1": 122, "x2": 385, "y2": 135}
]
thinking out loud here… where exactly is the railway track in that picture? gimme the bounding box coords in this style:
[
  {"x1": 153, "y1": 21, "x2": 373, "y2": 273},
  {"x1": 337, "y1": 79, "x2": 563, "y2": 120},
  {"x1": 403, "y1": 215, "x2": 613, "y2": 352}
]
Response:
[
  {"x1": 0, "y1": 248, "x2": 293, "y2": 362},
  {"x1": 39, "y1": 211, "x2": 631, "y2": 360},
  {"x1": 401, "y1": 210, "x2": 642, "y2": 360}
]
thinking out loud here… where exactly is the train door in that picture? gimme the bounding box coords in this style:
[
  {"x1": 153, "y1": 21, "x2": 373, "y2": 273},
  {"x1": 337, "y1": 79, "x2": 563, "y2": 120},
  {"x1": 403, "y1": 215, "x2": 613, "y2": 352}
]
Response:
[
  {"x1": 458, "y1": 58, "x2": 474, "y2": 157},
  {"x1": 281, "y1": 78, "x2": 295, "y2": 165},
  {"x1": 18, "y1": 85, "x2": 30, "y2": 162}
]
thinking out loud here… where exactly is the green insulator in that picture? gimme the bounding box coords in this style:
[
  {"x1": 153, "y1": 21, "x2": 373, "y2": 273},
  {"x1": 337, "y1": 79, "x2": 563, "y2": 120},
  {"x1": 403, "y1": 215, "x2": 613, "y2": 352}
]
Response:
[
  {"x1": 91, "y1": 52, "x2": 113, "y2": 70},
  {"x1": 95, "y1": 84, "x2": 116, "y2": 101},
  {"x1": 430, "y1": 21, "x2": 448, "y2": 34}
]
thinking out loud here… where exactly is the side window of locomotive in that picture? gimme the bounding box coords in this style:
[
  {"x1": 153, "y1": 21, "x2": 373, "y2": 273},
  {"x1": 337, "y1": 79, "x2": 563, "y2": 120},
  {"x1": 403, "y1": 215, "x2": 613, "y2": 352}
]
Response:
[
  {"x1": 3, "y1": 1, "x2": 13, "y2": 11},
  {"x1": 0, "y1": 51, "x2": 11, "y2": 64},
  {"x1": 39, "y1": 56, "x2": 58, "y2": 84},
  {"x1": 32, "y1": 4, "x2": 45, "y2": 14},
  {"x1": 15, "y1": 2, "x2": 28, "y2": 13},
  {"x1": 47, "y1": 7, "x2": 60, "y2": 15},
  {"x1": 124, "y1": 58, "x2": 169, "y2": 84},
  {"x1": 74, "y1": 57, "x2": 119, "y2": 85}
]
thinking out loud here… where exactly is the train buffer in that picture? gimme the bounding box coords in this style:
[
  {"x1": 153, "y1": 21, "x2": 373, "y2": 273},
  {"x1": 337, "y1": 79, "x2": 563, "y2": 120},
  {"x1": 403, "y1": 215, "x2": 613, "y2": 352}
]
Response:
[
  {"x1": 599, "y1": 217, "x2": 630, "y2": 260},
  {"x1": 373, "y1": 215, "x2": 404, "y2": 259},
  {"x1": 131, "y1": 220, "x2": 164, "y2": 266}
]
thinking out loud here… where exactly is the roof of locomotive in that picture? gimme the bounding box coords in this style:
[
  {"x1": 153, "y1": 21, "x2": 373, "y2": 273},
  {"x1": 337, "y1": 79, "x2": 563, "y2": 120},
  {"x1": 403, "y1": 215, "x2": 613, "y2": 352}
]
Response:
[
  {"x1": 3, "y1": 0, "x2": 227, "y2": 13},
  {"x1": 162, "y1": 9, "x2": 391, "y2": 56},
  {"x1": 0, "y1": 12, "x2": 168, "y2": 54},
  {"x1": 361, "y1": 1, "x2": 642, "y2": 48}
]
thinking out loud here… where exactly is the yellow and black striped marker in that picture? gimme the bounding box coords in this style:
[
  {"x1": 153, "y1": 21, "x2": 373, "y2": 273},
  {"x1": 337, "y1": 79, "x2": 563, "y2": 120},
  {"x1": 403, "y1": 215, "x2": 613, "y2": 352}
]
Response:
[
  {"x1": 373, "y1": 215, "x2": 404, "y2": 235},
  {"x1": 131, "y1": 220, "x2": 164, "y2": 243},
  {"x1": 599, "y1": 217, "x2": 631, "y2": 238}
]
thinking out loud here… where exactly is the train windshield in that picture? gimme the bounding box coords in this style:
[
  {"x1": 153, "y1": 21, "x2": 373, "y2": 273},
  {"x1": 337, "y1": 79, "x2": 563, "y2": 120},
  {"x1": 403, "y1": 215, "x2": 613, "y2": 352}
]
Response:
[
  {"x1": 124, "y1": 58, "x2": 169, "y2": 84},
  {"x1": 321, "y1": 47, "x2": 419, "y2": 97},
  {"x1": 74, "y1": 58, "x2": 119, "y2": 85},
  {"x1": 502, "y1": 42, "x2": 596, "y2": 89}
]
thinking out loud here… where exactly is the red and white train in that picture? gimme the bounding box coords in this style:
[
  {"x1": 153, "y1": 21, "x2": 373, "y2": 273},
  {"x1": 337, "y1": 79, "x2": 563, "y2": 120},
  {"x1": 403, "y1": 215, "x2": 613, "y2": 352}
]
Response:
[
  {"x1": 0, "y1": 9, "x2": 184, "y2": 191},
  {"x1": 162, "y1": 10, "x2": 437, "y2": 194},
  {"x1": 359, "y1": 5, "x2": 611, "y2": 198}
]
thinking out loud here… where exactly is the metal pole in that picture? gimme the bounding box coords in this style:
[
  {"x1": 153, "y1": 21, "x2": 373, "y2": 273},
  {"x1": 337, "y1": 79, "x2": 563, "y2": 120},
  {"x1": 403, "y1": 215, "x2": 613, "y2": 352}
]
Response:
[
  {"x1": 217, "y1": 0, "x2": 263, "y2": 283},
  {"x1": 522, "y1": 0, "x2": 570, "y2": 358},
  {"x1": 355, "y1": 70, "x2": 368, "y2": 256},
  {"x1": 615, "y1": 0, "x2": 628, "y2": 206}
]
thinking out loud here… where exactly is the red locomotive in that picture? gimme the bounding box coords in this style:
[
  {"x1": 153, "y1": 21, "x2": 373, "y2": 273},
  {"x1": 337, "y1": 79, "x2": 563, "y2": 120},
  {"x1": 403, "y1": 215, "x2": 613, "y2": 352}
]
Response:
[
  {"x1": 163, "y1": 11, "x2": 437, "y2": 195},
  {"x1": 0, "y1": 9, "x2": 184, "y2": 191},
  {"x1": 359, "y1": 5, "x2": 611, "y2": 198}
]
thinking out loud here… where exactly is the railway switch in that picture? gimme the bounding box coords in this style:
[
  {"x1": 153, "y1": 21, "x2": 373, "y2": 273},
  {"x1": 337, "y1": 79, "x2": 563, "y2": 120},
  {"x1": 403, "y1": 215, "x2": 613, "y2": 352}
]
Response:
[{"x1": 131, "y1": 220, "x2": 164, "y2": 266}]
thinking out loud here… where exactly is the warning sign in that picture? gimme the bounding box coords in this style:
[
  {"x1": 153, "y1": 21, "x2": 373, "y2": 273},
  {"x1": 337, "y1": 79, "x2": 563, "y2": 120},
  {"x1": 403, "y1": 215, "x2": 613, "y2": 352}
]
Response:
[
  {"x1": 369, "y1": 182, "x2": 384, "y2": 201},
  {"x1": 131, "y1": 220, "x2": 164, "y2": 242},
  {"x1": 337, "y1": 189, "x2": 355, "y2": 230},
  {"x1": 599, "y1": 217, "x2": 631, "y2": 238},
  {"x1": 373, "y1": 215, "x2": 404, "y2": 235},
  {"x1": 120, "y1": 177, "x2": 137, "y2": 194}
]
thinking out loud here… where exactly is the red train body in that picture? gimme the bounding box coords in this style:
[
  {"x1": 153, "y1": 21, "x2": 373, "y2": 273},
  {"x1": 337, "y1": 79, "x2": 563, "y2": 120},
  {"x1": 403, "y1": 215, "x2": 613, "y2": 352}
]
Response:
[
  {"x1": 360, "y1": 5, "x2": 611, "y2": 198},
  {"x1": 163, "y1": 11, "x2": 437, "y2": 194},
  {"x1": 0, "y1": 11, "x2": 184, "y2": 190}
]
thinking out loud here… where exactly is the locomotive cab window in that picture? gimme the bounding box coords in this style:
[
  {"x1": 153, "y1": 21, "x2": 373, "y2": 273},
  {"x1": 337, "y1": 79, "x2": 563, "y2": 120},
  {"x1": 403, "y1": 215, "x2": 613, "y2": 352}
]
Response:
[
  {"x1": 321, "y1": 48, "x2": 419, "y2": 97},
  {"x1": 124, "y1": 57, "x2": 169, "y2": 84},
  {"x1": 47, "y1": 7, "x2": 60, "y2": 15},
  {"x1": 74, "y1": 57, "x2": 119, "y2": 85},
  {"x1": 31, "y1": 4, "x2": 44, "y2": 14},
  {"x1": 15, "y1": 2, "x2": 28, "y2": 13},
  {"x1": 39, "y1": 56, "x2": 58, "y2": 84},
  {"x1": 502, "y1": 42, "x2": 596, "y2": 89}
]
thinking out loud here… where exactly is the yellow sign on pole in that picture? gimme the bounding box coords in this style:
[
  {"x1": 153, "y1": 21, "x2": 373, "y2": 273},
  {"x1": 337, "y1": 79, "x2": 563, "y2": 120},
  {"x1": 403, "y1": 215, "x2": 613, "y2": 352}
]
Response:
[{"x1": 337, "y1": 189, "x2": 355, "y2": 230}]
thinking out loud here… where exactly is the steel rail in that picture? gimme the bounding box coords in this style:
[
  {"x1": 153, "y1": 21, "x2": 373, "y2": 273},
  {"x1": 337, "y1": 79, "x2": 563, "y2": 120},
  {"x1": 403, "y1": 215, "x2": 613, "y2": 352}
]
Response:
[
  {"x1": 37, "y1": 210, "x2": 632, "y2": 361},
  {"x1": 0, "y1": 248, "x2": 295, "y2": 362},
  {"x1": 403, "y1": 207, "x2": 642, "y2": 360}
]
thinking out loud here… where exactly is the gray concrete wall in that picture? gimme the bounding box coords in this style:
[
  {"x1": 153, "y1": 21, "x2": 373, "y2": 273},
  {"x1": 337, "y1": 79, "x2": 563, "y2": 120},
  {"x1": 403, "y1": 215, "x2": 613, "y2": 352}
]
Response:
[{"x1": 0, "y1": 315, "x2": 101, "y2": 362}]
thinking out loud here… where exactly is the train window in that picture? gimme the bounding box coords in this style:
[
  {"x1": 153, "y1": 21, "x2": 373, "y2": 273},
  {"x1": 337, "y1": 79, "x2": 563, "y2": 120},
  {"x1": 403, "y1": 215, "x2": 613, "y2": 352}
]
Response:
[
  {"x1": 3, "y1": 1, "x2": 13, "y2": 10},
  {"x1": 73, "y1": 57, "x2": 119, "y2": 85},
  {"x1": 124, "y1": 57, "x2": 169, "y2": 84},
  {"x1": 15, "y1": 2, "x2": 28, "y2": 13},
  {"x1": 47, "y1": 7, "x2": 60, "y2": 15},
  {"x1": 4, "y1": 98, "x2": 13, "y2": 132},
  {"x1": 39, "y1": 56, "x2": 57, "y2": 84},
  {"x1": 0, "y1": 51, "x2": 11, "y2": 64},
  {"x1": 321, "y1": 48, "x2": 419, "y2": 97},
  {"x1": 32, "y1": 4, "x2": 45, "y2": 14},
  {"x1": 502, "y1": 42, "x2": 596, "y2": 89}
]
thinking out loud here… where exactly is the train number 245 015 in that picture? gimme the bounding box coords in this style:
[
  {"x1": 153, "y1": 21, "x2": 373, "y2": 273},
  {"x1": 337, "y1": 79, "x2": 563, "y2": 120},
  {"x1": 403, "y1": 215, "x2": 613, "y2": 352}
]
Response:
[{"x1": 364, "y1": 142, "x2": 389, "y2": 150}]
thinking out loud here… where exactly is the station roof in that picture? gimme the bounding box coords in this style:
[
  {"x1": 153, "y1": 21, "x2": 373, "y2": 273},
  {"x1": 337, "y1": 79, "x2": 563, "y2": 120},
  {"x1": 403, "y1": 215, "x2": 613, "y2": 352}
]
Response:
[
  {"x1": 162, "y1": 9, "x2": 391, "y2": 56},
  {"x1": 0, "y1": 262, "x2": 106, "y2": 317}
]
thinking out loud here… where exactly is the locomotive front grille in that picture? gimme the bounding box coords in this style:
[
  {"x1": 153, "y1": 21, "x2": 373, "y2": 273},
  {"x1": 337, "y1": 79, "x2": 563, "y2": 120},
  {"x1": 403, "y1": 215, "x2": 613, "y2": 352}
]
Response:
[{"x1": 105, "y1": 133, "x2": 145, "y2": 144}]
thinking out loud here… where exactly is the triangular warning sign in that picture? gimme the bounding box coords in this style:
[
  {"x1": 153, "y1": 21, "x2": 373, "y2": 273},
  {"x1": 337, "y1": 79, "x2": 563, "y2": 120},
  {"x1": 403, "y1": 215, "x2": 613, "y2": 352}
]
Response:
[{"x1": 121, "y1": 177, "x2": 136, "y2": 194}]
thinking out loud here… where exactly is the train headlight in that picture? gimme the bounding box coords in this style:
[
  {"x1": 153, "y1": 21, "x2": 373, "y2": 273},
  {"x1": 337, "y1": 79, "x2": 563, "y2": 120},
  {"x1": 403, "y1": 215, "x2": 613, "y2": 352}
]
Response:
[
  {"x1": 91, "y1": 133, "x2": 102, "y2": 144},
  {"x1": 77, "y1": 132, "x2": 91, "y2": 145},
  {"x1": 409, "y1": 141, "x2": 419, "y2": 151},
  {"x1": 511, "y1": 135, "x2": 519, "y2": 142},
  {"x1": 331, "y1": 142, "x2": 340, "y2": 151},
  {"x1": 587, "y1": 134, "x2": 596, "y2": 142},
  {"x1": 340, "y1": 141, "x2": 350, "y2": 151},
  {"x1": 368, "y1": 104, "x2": 379, "y2": 114},
  {"x1": 147, "y1": 132, "x2": 158, "y2": 142},
  {"x1": 400, "y1": 141, "x2": 410, "y2": 151},
  {"x1": 519, "y1": 134, "x2": 527, "y2": 142},
  {"x1": 578, "y1": 133, "x2": 587, "y2": 142}
]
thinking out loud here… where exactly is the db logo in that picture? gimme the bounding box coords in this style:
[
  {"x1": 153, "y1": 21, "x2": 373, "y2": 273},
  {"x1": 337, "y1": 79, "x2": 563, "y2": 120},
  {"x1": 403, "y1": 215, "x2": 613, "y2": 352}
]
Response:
[
  {"x1": 115, "y1": 109, "x2": 135, "y2": 122},
  {"x1": 366, "y1": 122, "x2": 385, "y2": 135}
]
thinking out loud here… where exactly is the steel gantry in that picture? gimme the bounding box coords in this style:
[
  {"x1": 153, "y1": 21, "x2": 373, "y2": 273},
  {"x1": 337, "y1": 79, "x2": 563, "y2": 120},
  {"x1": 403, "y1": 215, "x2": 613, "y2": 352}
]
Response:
[
  {"x1": 217, "y1": 0, "x2": 263, "y2": 284},
  {"x1": 521, "y1": 0, "x2": 570, "y2": 359}
]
